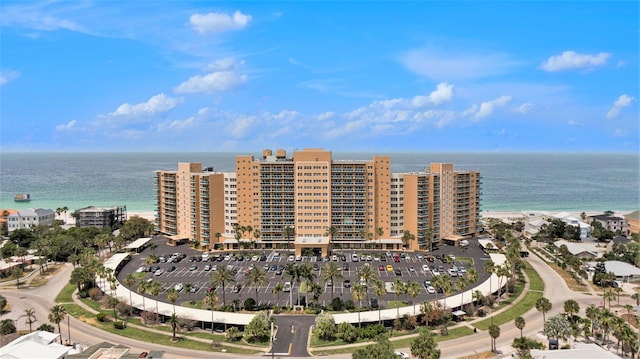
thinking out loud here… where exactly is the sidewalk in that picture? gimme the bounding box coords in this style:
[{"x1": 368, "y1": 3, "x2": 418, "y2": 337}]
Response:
[{"x1": 68, "y1": 289, "x2": 266, "y2": 352}]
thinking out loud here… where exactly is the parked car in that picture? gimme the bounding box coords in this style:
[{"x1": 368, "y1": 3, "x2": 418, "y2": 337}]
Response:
[
  {"x1": 173, "y1": 283, "x2": 184, "y2": 292},
  {"x1": 378, "y1": 265, "x2": 385, "y2": 271},
  {"x1": 233, "y1": 284, "x2": 242, "y2": 293},
  {"x1": 154, "y1": 269, "x2": 164, "y2": 276},
  {"x1": 386, "y1": 265, "x2": 393, "y2": 272},
  {"x1": 395, "y1": 351, "x2": 410, "y2": 359},
  {"x1": 166, "y1": 266, "x2": 176, "y2": 272},
  {"x1": 370, "y1": 298, "x2": 379, "y2": 309},
  {"x1": 204, "y1": 264, "x2": 211, "y2": 271},
  {"x1": 344, "y1": 279, "x2": 351, "y2": 288},
  {"x1": 422, "y1": 264, "x2": 430, "y2": 272},
  {"x1": 394, "y1": 269, "x2": 402, "y2": 276},
  {"x1": 190, "y1": 285, "x2": 200, "y2": 293},
  {"x1": 136, "y1": 266, "x2": 147, "y2": 273},
  {"x1": 189, "y1": 265, "x2": 198, "y2": 271},
  {"x1": 426, "y1": 286, "x2": 436, "y2": 294},
  {"x1": 283, "y1": 282, "x2": 291, "y2": 292}
]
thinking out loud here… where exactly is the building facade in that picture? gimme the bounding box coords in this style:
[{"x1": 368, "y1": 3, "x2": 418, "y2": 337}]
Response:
[
  {"x1": 6, "y1": 208, "x2": 55, "y2": 233},
  {"x1": 74, "y1": 206, "x2": 127, "y2": 228},
  {"x1": 155, "y1": 148, "x2": 482, "y2": 254},
  {"x1": 590, "y1": 211, "x2": 629, "y2": 235}
]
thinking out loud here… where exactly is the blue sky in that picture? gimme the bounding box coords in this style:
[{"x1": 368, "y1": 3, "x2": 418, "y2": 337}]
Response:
[{"x1": 1, "y1": 1, "x2": 638, "y2": 153}]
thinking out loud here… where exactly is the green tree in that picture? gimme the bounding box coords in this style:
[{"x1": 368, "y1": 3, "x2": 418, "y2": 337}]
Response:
[
  {"x1": 166, "y1": 288, "x2": 181, "y2": 315},
  {"x1": 563, "y1": 299, "x2": 580, "y2": 323},
  {"x1": 210, "y1": 264, "x2": 237, "y2": 307},
  {"x1": 147, "y1": 280, "x2": 163, "y2": 320},
  {"x1": 372, "y1": 279, "x2": 386, "y2": 323},
  {"x1": 0, "y1": 295, "x2": 6, "y2": 313},
  {"x1": 488, "y1": 323, "x2": 500, "y2": 352},
  {"x1": 272, "y1": 282, "x2": 284, "y2": 308},
  {"x1": 411, "y1": 327, "x2": 441, "y2": 359},
  {"x1": 406, "y1": 281, "x2": 422, "y2": 316},
  {"x1": 325, "y1": 225, "x2": 338, "y2": 254},
  {"x1": 392, "y1": 279, "x2": 406, "y2": 320},
  {"x1": 544, "y1": 314, "x2": 572, "y2": 347},
  {"x1": 0, "y1": 319, "x2": 16, "y2": 335},
  {"x1": 203, "y1": 290, "x2": 219, "y2": 332},
  {"x1": 314, "y1": 312, "x2": 336, "y2": 340},
  {"x1": 37, "y1": 323, "x2": 55, "y2": 333},
  {"x1": 123, "y1": 273, "x2": 136, "y2": 306},
  {"x1": 402, "y1": 230, "x2": 415, "y2": 249},
  {"x1": 337, "y1": 321, "x2": 358, "y2": 343},
  {"x1": 168, "y1": 313, "x2": 181, "y2": 341},
  {"x1": 282, "y1": 225, "x2": 295, "y2": 251},
  {"x1": 247, "y1": 267, "x2": 268, "y2": 306},
  {"x1": 321, "y1": 261, "x2": 343, "y2": 301},
  {"x1": 535, "y1": 297, "x2": 552, "y2": 323},
  {"x1": 244, "y1": 311, "x2": 272, "y2": 342},
  {"x1": 23, "y1": 308, "x2": 37, "y2": 333},
  {"x1": 48, "y1": 305, "x2": 67, "y2": 344},
  {"x1": 514, "y1": 316, "x2": 526, "y2": 339},
  {"x1": 352, "y1": 284, "x2": 366, "y2": 327},
  {"x1": 352, "y1": 335, "x2": 396, "y2": 359},
  {"x1": 136, "y1": 280, "x2": 149, "y2": 313},
  {"x1": 585, "y1": 304, "x2": 599, "y2": 339},
  {"x1": 12, "y1": 266, "x2": 24, "y2": 288}
]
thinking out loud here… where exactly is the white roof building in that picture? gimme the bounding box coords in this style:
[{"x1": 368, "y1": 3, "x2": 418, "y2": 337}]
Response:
[
  {"x1": 531, "y1": 343, "x2": 620, "y2": 359},
  {"x1": 0, "y1": 331, "x2": 74, "y2": 359},
  {"x1": 587, "y1": 260, "x2": 640, "y2": 282},
  {"x1": 6, "y1": 208, "x2": 55, "y2": 233},
  {"x1": 554, "y1": 239, "x2": 603, "y2": 258}
]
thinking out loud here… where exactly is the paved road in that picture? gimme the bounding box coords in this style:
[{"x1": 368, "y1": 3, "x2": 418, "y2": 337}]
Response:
[{"x1": 271, "y1": 315, "x2": 315, "y2": 357}]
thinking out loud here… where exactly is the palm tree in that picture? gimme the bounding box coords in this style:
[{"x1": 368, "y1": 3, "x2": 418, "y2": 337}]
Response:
[
  {"x1": 166, "y1": 288, "x2": 180, "y2": 315},
  {"x1": 321, "y1": 262, "x2": 343, "y2": 301},
  {"x1": 472, "y1": 290, "x2": 484, "y2": 313},
  {"x1": 136, "y1": 280, "x2": 150, "y2": 312},
  {"x1": 245, "y1": 225, "x2": 253, "y2": 247},
  {"x1": 603, "y1": 290, "x2": 616, "y2": 310},
  {"x1": 356, "y1": 264, "x2": 375, "y2": 299},
  {"x1": 283, "y1": 225, "x2": 295, "y2": 251},
  {"x1": 401, "y1": 230, "x2": 415, "y2": 249},
  {"x1": 457, "y1": 276, "x2": 468, "y2": 310},
  {"x1": 392, "y1": 279, "x2": 406, "y2": 320},
  {"x1": 585, "y1": 304, "x2": 599, "y2": 339},
  {"x1": 253, "y1": 229, "x2": 261, "y2": 249},
  {"x1": 12, "y1": 266, "x2": 24, "y2": 288},
  {"x1": 514, "y1": 316, "x2": 525, "y2": 338},
  {"x1": 563, "y1": 299, "x2": 580, "y2": 323},
  {"x1": 23, "y1": 308, "x2": 37, "y2": 333},
  {"x1": 247, "y1": 267, "x2": 268, "y2": 305},
  {"x1": 352, "y1": 284, "x2": 366, "y2": 328},
  {"x1": 544, "y1": 314, "x2": 572, "y2": 348},
  {"x1": 375, "y1": 227, "x2": 383, "y2": 249},
  {"x1": 123, "y1": 273, "x2": 136, "y2": 306},
  {"x1": 436, "y1": 274, "x2": 453, "y2": 310},
  {"x1": 284, "y1": 263, "x2": 300, "y2": 307},
  {"x1": 406, "y1": 281, "x2": 421, "y2": 316},
  {"x1": 484, "y1": 260, "x2": 495, "y2": 303},
  {"x1": 535, "y1": 297, "x2": 552, "y2": 324},
  {"x1": 465, "y1": 268, "x2": 479, "y2": 285},
  {"x1": 168, "y1": 313, "x2": 180, "y2": 341},
  {"x1": 325, "y1": 225, "x2": 338, "y2": 254},
  {"x1": 210, "y1": 264, "x2": 237, "y2": 308},
  {"x1": 272, "y1": 282, "x2": 284, "y2": 308},
  {"x1": 203, "y1": 290, "x2": 219, "y2": 332},
  {"x1": 488, "y1": 323, "x2": 500, "y2": 352},
  {"x1": 297, "y1": 263, "x2": 315, "y2": 304},
  {"x1": 631, "y1": 292, "x2": 640, "y2": 306},
  {"x1": 624, "y1": 304, "x2": 634, "y2": 324},
  {"x1": 48, "y1": 305, "x2": 67, "y2": 344},
  {"x1": 372, "y1": 279, "x2": 386, "y2": 323},
  {"x1": 147, "y1": 281, "x2": 163, "y2": 321}
]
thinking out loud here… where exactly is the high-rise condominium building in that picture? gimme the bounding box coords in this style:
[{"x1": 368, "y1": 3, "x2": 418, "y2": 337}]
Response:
[{"x1": 155, "y1": 148, "x2": 481, "y2": 255}]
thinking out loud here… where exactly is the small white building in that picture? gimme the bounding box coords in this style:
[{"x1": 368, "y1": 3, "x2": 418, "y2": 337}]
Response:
[
  {"x1": 554, "y1": 239, "x2": 603, "y2": 259},
  {"x1": 553, "y1": 212, "x2": 591, "y2": 239},
  {"x1": 587, "y1": 260, "x2": 640, "y2": 283},
  {"x1": 6, "y1": 208, "x2": 55, "y2": 233},
  {"x1": 0, "y1": 330, "x2": 74, "y2": 359},
  {"x1": 523, "y1": 211, "x2": 591, "y2": 239}
]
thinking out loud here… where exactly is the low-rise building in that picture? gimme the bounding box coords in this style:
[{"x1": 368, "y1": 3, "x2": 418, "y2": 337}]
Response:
[
  {"x1": 6, "y1": 208, "x2": 55, "y2": 233},
  {"x1": 74, "y1": 206, "x2": 127, "y2": 229},
  {"x1": 589, "y1": 211, "x2": 628, "y2": 234},
  {"x1": 554, "y1": 239, "x2": 603, "y2": 259},
  {"x1": 0, "y1": 330, "x2": 75, "y2": 359},
  {"x1": 587, "y1": 260, "x2": 640, "y2": 283}
]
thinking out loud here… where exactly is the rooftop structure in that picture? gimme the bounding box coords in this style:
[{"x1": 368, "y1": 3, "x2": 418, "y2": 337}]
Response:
[
  {"x1": 0, "y1": 331, "x2": 73, "y2": 359},
  {"x1": 74, "y1": 206, "x2": 127, "y2": 229}
]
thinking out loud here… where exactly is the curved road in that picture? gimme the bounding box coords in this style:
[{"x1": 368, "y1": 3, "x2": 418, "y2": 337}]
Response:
[{"x1": 1, "y1": 250, "x2": 619, "y2": 359}]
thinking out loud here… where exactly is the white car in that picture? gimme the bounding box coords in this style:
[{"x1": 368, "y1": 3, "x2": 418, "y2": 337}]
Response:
[
  {"x1": 422, "y1": 264, "x2": 430, "y2": 272},
  {"x1": 283, "y1": 282, "x2": 291, "y2": 292},
  {"x1": 288, "y1": 255, "x2": 295, "y2": 261},
  {"x1": 251, "y1": 255, "x2": 259, "y2": 262},
  {"x1": 331, "y1": 255, "x2": 338, "y2": 261},
  {"x1": 395, "y1": 351, "x2": 410, "y2": 359},
  {"x1": 173, "y1": 283, "x2": 184, "y2": 292},
  {"x1": 460, "y1": 239, "x2": 469, "y2": 247},
  {"x1": 426, "y1": 286, "x2": 436, "y2": 294},
  {"x1": 154, "y1": 269, "x2": 164, "y2": 276},
  {"x1": 136, "y1": 266, "x2": 147, "y2": 273}
]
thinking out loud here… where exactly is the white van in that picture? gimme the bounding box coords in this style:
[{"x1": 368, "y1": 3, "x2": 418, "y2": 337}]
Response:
[
  {"x1": 351, "y1": 253, "x2": 359, "y2": 262},
  {"x1": 202, "y1": 252, "x2": 210, "y2": 261}
]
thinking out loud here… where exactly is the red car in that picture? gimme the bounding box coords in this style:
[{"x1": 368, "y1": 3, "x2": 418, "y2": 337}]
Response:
[
  {"x1": 393, "y1": 256, "x2": 401, "y2": 262},
  {"x1": 378, "y1": 265, "x2": 385, "y2": 271}
]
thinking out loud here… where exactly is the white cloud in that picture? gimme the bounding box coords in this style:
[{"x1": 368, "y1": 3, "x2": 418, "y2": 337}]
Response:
[
  {"x1": 1, "y1": 3, "x2": 94, "y2": 35},
  {"x1": 400, "y1": 48, "x2": 520, "y2": 81},
  {"x1": 204, "y1": 57, "x2": 244, "y2": 71},
  {"x1": 227, "y1": 115, "x2": 255, "y2": 138},
  {"x1": 109, "y1": 93, "x2": 181, "y2": 117},
  {"x1": 411, "y1": 82, "x2": 454, "y2": 108},
  {"x1": 175, "y1": 71, "x2": 246, "y2": 93},
  {"x1": 475, "y1": 96, "x2": 512, "y2": 118},
  {"x1": 606, "y1": 94, "x2": 636, "y2": 119},
  {"x1": 568, "y1": 120, "x2": 584, "y2": 126},
  {"x1": 0, "y1": 70, "x2": 20, "y2": 86},
  {"x1": 157, "y1": 117, "x2": 195, "y2": 131},
  {"x1": 515, "y1": 103, "x2": 533, "y2": 114},
  {"x1": 189, "y1": 11, "x2": 251, "y2": 34},
  {"x1": 317, "y1": 112, "x2": 335, "y2": 121},
  {"x1": 55, "y1": 119, "x2": 77, "y2": 132},
  {"x1": 540, "y1": 51, "x2": 610, "y2": 72},
  {"x1": 613, "y1": 128, "x2": 628, "y2": 137}
]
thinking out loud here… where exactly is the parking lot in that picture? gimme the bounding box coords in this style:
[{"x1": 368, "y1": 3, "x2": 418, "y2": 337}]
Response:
[{"x1": 117, "y1": 237, "x2": 492, "y2": 310}]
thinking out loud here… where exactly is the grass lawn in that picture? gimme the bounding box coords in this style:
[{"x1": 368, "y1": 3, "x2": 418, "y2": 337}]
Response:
[
  {"x1": 473, "y1": 291, "x2": 543, "y2": 330},
  {"x1": 388, "y1": 300, "x2": 407, "y2": 308},
  {"x1": 523, "y1": 263, "x2": 544, "y2": 291},
  {"x1": 56, "y1": 283, "x2": 77, "y2": 303}
]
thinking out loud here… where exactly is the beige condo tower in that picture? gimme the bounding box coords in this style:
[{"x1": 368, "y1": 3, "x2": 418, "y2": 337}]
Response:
[{"x1": 155, "y1": 148, "x2": 481, "y2": 255}]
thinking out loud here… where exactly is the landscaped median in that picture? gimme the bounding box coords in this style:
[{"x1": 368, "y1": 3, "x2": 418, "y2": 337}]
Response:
[
  {"x1": 55, "y1": 283, "x2": 267, "y2": 354},
  {"x1": 310, "y1": 261, "x2": 545, "y2": 356}
]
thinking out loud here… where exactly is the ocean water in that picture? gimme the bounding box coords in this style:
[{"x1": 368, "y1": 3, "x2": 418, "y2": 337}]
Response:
[{"x1": 0, "y1": 152, "x2": 638, "y2": 213}]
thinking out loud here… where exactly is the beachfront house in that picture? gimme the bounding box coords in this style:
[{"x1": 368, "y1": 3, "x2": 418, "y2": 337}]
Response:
[
  {"x1": 553, "y1": 212, "x2": 591, "y2": 239},
  {"x1": 6, "y1": 208, "x2": 55, "y2": 234},
  {"x1": 624, "y1": 210, "x2": 640, "y2": 234},
  {"x1": 553, "y1": 239, "x2": 602, "y2": 259},
  {"x1": 589, "y1": 211, "x2": 628, "y2": 235}
]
